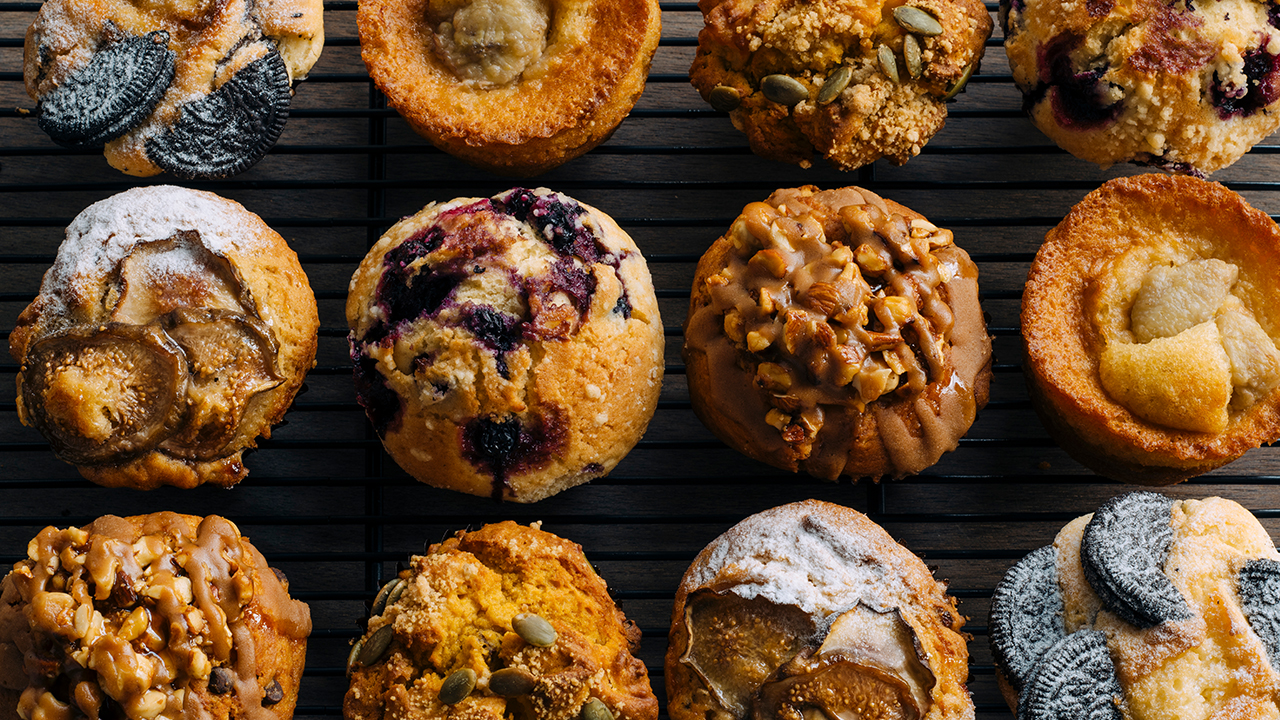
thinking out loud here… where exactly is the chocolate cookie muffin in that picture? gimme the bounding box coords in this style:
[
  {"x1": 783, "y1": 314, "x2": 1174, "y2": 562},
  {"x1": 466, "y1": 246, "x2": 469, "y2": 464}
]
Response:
[{"x1": 346, "y1": 187, "x2": 664, "y2": 502}]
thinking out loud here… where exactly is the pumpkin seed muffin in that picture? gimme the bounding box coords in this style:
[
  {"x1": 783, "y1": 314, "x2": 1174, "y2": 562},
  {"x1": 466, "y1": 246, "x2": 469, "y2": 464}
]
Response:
[
  {"x1": 0, "y1": 512, "x2": 312, "y2": 720},
  {"x1": 344, "y1": 521, "x2": 658, "y2": 720},
  {"x1": 346, "y1": 187, "x2": 664, "y2": 502},
  {"x1": 689, "y1": 0, "x2": 991, "y2": 170},
  {"x1": 665, "y1": 500, "x2": 974, "y2": 720},
  {"x1": 10, "y1": 186, "x2": 319, "y2": 490},
  {"x1": 24, "y1": 0, "x2": 323, "y2": 178},
  {"x1": 1003, "y1": 0, "x2": 1280, "y2": 175},
  {"x1": 683, "y1": 186, "x2": 992, "y2": 480}
]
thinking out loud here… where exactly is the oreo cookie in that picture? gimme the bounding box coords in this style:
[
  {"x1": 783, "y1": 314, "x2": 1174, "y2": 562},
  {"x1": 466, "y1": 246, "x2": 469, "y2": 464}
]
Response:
[
  {"x1": 1239, "y1": 559, "x2": 1280, "y2": 671},
  {"x1": 1081, "y1": 492, "x2": 1192, "y2": 628},
  {"x1": 146, "y1": 50, "x2": 291, "y2": 179},
  {"x1": 990, "y1": 545, "x2": 1066, "y2": 692},
  {"x1": 38, "y1": 31, "x2": 175, "y2": 149},
  {"x1": 1016, "y1": 630, "x2": 1124, "y2": 720}
]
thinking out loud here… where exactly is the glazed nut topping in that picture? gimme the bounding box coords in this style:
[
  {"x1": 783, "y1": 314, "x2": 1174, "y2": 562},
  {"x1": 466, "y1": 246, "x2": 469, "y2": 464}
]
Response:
[
  {"x1": 11, "y1": 518, "x2": 261, "y2": 720},
  {"x1": 706, "y1": 189, "x2": 958, "y2": 456}
]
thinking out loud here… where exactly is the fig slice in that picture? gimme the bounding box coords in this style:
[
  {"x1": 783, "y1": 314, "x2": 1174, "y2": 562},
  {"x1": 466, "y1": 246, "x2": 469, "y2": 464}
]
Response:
[
  {"x1": 158, "y1": 308, "x2": 282, "y2": 460},
  {"x1": 109, "y1": 230, "x2": 252, "y2": 325},
  {"x1": 752, "y1": 656, "x2": 921, "y2": 720},
  {"x1": 19, "y1": 324, "x2": 187, "y2": 465},
  {"x1": 812, "y1": 603, "x2": 935, "y2": 713}
]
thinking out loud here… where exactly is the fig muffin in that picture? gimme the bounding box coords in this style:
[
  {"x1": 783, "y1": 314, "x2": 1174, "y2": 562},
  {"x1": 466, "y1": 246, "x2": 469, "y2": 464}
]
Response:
[
  {"x1": 24, "y1": 0, "x2": 323, "y2": 177},
  {"x1": 990, "y1": 492, "x2": 1280, "y2": 720},
  {"x1": 1022, "y1": 174, "x2": 1280, "y2": 483},
  {"x1": 0, "y1": 512, "x2": 312, "y2": 720},
  {"x1": 344, "y1": 521, "x2": 658, "y2": 720},
  {"x1": 10, "y1": 186, "x2": 319, "y2": 489},
  {"x1": 690, "y1": 0, "x2": 991, "y2": 170},
  {"x1": 346, "y1": 187, "x2": 664, "y2": 502},
  {"x1": 665, "y1": 499, "x2": 974, "y2": 720},
  {"x1": 683, "y1": 185, "x2": 992, "y2": 480}
]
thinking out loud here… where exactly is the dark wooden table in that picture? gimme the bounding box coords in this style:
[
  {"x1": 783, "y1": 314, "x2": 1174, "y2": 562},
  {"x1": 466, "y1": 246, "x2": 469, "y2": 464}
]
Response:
[{"x1": 2, "y1": 1, "x2": 1280, "y2": 716}]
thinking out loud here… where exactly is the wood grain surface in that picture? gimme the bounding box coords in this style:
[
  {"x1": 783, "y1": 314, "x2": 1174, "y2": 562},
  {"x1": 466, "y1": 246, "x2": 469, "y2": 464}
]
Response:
[{"x1": 2, "y1": 0, "x2": 1280, "y2": 716}]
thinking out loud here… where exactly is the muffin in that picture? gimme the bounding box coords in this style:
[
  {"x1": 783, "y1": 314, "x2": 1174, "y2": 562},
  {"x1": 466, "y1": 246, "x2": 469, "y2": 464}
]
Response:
[
  {"x1": 346, "y1": 187, "x2": 664, "y2": 502},
  {"x1": 344, "y1": 521, "x2": 658, "y2": 720},
  {"x1": 24, "y1": 0, "x2": 323, "y2": 178},
  {"x1": 0, "y1": 512, "x2": 312, "y2": 720},
  {"x1": 683, "y1": 185, "x2": 991, "y2": 480},
  {"x1": 690, "y1": 0, "x2": 991, "y2": 170},
  {"x1": 359, "y1": 0, "x2": 660, "y2": 175},
  {"x1": 665, "y1": 499, "x2": 974, "y2": 720},
  {"x1": 1022, "y1": 174, "x2": 1280, "y2": 484},
  {"x1": 10, "y1": 186, "x2": 319, "y2": 490},
  {"x1": 989, "y1": 492, "x2": 1280, "y2": 720},
  {"x1": 1002, "y1": 0, "x2": 1280, "y2": 175}
]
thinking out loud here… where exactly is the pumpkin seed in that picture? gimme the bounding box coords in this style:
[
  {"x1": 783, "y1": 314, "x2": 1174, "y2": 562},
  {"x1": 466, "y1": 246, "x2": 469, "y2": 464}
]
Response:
[
  {"x1": 903, "y1": 34, "x2": 923, "y2": 79},
  {"x1": 513, "y1": 613, "x2": 557, "y2": 647},
  {"x1": 761, "y1": 74, "x2": 808, "y2": 106},
  {"x1": 817, "y1": 66, "x2": 852, "y2": 104},
  {"x1": 943, "y1": 63, "x2": 975, "y2": 100},
  {"x1": 708, "y1": 85, "x2": 741, "y2": 112},
  {"x1": 346, "y1": 638, "x2": 364, "y2": 677},
  {"x1": 357, "y1": 624, "x2": 395, "y2": 667},
  {"x1": 387, "y1": 578, "x2": 408, "y2": 607},
  {"x1": 581, "y1": 698, "x2": 614, "y2": 720},
  {"x1": 893, "y1": 6, "x2": 943, "y2": 36},
  {"x1": 878, "y1": 45, "x2": 899, "y2": 83},
  {"x1": 439, "y1": 669, "x2": 477, "y2": 704},
  {"x1": 489, "y1": 667, "x2": 537, "y2": 697},
  {"x1": 371, "y1": 578, "x2": 404, "y2": 616}
]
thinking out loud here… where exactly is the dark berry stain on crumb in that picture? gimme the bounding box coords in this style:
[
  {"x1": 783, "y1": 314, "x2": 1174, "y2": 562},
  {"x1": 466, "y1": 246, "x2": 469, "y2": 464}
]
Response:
[
  {"x1": 1212, "y1": 46, "x2": 1280, "y2": 118},
  {"x1": 1032, "y1": 33, "x2": 1123, "y2": 128},
  {"x1": 460, "y1": 305, "x2": 524, "y2": 378},
  {"x1": 351, "y1": 344, "x2": 403, "y2": 436},
  {"x1": 461, "y1": 407, "x2": 569, "y2": 500}
]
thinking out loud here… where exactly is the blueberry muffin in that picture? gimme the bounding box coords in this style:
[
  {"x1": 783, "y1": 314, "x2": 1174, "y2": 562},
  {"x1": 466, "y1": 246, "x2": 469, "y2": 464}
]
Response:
[
  {"x1": 683, "y1": 186, "x2": 992, "y2": 480},
  {"x1": 0, "y1": 512, "x2": 312, "y2": 720},
  {"x1": 359, "y1": 0, "x2": 660, "y2": 175},
  {"x1": 25, "y1": 0, "x2": 324, "y2": 177},
  {"x1": 10, "y1": 186, "x2": 319, "y2": 489},
  {"x1": 346, "y1": 187, "x2": 664, "y2": 502},
  {"x1": 690, "y1": 0, "x2": 991, "y2": 170},
  {"x1": 666, "y1": 500, "x2": 974, "y2": 720},
  {"x1": 344, "y1": 521, "x2": 658, "y2": 720},
  {"x1": 1003, "y1": 0, "x2": 1280, "y2": 175},
  {"x1": 990, "y1": 492, "x2": 1280, "y2": 720},
  {"x1": 1022, "y1": 174, "x2": 1280, "y2": 484}
]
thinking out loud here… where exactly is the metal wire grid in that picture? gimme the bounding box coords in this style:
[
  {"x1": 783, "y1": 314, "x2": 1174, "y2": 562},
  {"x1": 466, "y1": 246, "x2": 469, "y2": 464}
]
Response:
[{"x1": 4, "y1": 0, "x2": 1280, "y2": 716}]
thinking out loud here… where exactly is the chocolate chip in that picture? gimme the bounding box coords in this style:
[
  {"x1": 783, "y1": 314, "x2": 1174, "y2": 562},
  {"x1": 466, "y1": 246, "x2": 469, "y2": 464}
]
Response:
[
  {"x1": 1081, "y1": 492, "x2": 1191, "y2": 628},
  {"x1": 262, "y1": 679, "x2": 283, "y2": 706},
  {"x1": 1016, "y1": 630, "x2": 1123, "y2": 720},
  {"x1": 1239, "y1": 559, "x2": 1280, "y2": 671},
  {"x1": 989, "y1": 545, "x2": 1064, "y2": 691},
  {"x1": 209, "y1": 667, "x2": 235, "y2": 695},
  {"x1": 146, "y1": 49, "x2": 291, "y2": 179},
  {"x1": 38, "y1": 31, "x2": 175, "y2": 149}
]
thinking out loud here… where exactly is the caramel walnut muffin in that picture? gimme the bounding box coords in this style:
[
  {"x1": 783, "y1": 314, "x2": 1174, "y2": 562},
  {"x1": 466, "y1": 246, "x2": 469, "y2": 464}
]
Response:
[
  {"x1": 1023, "y1": 175, "x2": 1280, "y2": 484},
  {"x1": 359, "y1": 0, "x2": 660, "y2": 175},
  {"x1": 684, "y1": 186, "x2": 991, "y2": 480},
  {"x1": 10, "y1": 186, "x2": 319, "y2": 490},
  {"x1": 0, "y1": 512, "x2": 312, "y2": 720},
  {"x1": 666, "y1": 500, "x2": 974, "y2": 720},
  {"x1": 1003, "y1": 0, "x2": 1280, "y2": 175},
  {"x1": 690, "y1": 0, "x2": 991, "y2": 170},
  {"x1": 989, "y1": 492, "x2": 1280, "y2": 720},
  {"x1": 24, "y1": 0, "x2": 323, "y2": 178},
  {"x1": 344, "y1": 521, "x2": 658, "y2": 720},
  {"x1": 346, "y1": 187, "x2": 664, "y2": 503}
]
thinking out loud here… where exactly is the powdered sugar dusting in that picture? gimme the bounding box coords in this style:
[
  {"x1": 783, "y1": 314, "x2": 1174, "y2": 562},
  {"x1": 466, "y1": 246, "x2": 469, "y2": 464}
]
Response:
[{"x1": 685, "y1": 500, "x2": 912, "y2": 618}]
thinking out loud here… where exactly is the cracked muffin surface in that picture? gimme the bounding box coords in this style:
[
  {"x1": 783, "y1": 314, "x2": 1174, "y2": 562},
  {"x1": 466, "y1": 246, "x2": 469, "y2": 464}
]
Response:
[
  {"x1": 0, "y1": 512, "x2": 312, "y2": 720},
  {"x1": 689, "y1": 0, "x2": 990, "y2": 170},
  {"x1": 346, "y1": 187, "x2": 664, "y2": 503},
  {"x1": 1003, "y1": 0, "x2": 1280, "y2": 175},
  {"x1": 344, "y1": 521, "x2": 658, "y2": 720}
]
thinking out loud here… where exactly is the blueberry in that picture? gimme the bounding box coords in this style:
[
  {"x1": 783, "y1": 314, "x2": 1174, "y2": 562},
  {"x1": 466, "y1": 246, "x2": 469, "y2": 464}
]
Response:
[
  {"x1": 613, "y1": 294, "x2": 633, "y2": 318},
  {"x1": 460, "y1": 305, "x2": 523, "y2": 354},
  {"x1": 548, "y1": 260, "x2": 598, "y2": 311},
  {"x1": 1033, "y1": 33, "x2": 1123, "y2": 129},
  {"x1": 1212, "y1": 47, "x2": 1280, "y2": 119},
  {"x1": 351, "y1": 343, "x2": 402, "y2": 436},
  {"x1": 460, "y1": 408, "x2": 569, "y2": 499},
  {"x1": 373, "y1": 228, "x2": 462, "y2": 332},
  {"x1": 1270, "y1": 3, "x2": 1280, "y2": 28}
]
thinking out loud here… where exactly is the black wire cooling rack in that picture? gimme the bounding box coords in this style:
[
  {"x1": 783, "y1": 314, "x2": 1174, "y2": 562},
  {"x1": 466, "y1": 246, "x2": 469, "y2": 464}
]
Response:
[{"x1": 3, "y1": 0, "x2": 1280, "y2": 716}]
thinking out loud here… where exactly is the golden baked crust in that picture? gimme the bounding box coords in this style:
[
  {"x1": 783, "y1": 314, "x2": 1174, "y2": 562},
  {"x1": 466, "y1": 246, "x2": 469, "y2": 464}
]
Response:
[
  {"x1": 359, "y1": 0, "x2": 660, "y2": 176},
  {"x1": 10, "y1": 186, "x2": 319, "y2": 490},
  {"x1": 683, "y1": 186, "x2": 991, "y2": 480},
  {"x1": 690, "y1": 0, "x2": 990, "y2": 170},
  {"x1": 0, "y1": 512, "x2": 312, "y2": 720},
  {"x1": 346, "y1": 188, "x2": 664, "y2": 503},
  {"x1": 344, "y1": 521, "x2": 658, "y2": 720},
  {"x1": 1022, "y1": 174, "x2": 1280, "y2": 484},
  {"x1": 665, "y1": 500, "x2": 974, "y2": 720}
]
